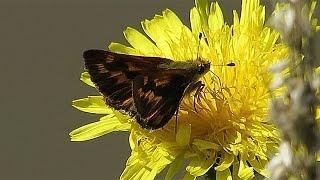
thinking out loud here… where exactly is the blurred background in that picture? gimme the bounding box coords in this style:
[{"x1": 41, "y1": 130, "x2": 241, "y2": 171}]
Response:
[{"x1": 0, "y1": 0, "x2": 318, "y2": 179}]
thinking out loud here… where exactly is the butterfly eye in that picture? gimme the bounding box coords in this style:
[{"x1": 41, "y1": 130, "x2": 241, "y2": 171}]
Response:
[{"x1": 197, "y1": 64, "x2": 205, "y2": 74}]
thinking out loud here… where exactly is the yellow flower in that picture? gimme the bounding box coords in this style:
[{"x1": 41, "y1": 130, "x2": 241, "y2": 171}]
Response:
[{"x1": 69, "y1": 0, "x2": 315, "y2": 179}]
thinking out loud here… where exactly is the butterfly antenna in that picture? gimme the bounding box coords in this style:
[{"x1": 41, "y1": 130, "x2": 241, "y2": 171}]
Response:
[
  {"x1": 174, "y1": 107, "x2": 179, "y2": 134},
  {"x1": 211, "y1": 62, "x2": 236, "y2": 67},
  {"x1": 196, "y1": 33, "x2": 203, "y2": 60},
  {"x1": 209, "y1": 62, "x2": 236, "y2": 86}
]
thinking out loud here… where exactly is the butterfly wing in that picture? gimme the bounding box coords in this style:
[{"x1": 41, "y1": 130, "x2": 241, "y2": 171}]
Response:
[
  {"x1": 83, "y1": 49, "x2": 173, "y2": 113},
  {"x1": 132, "y1": 69, "x2": 193, "y2": 129}
]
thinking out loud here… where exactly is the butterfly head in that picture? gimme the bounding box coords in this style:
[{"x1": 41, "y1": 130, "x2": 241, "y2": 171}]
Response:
[{"x1": 196, "y1": 62, "x2": 211, "y2": 75}]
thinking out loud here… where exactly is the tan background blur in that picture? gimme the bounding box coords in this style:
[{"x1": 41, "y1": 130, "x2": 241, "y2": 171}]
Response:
[{"x1": 0, "y1": 0, "x2": 318, "y2": 180}]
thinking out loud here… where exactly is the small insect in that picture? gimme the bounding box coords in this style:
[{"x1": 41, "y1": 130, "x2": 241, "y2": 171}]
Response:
[{"x1": 83, "y1": 49, "x2": 233, "y2": 129}]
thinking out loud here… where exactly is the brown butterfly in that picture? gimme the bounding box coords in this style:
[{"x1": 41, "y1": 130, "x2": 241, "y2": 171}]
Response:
[{"x1": 84, "y1": 50, "x2": 213, "y2": 129}]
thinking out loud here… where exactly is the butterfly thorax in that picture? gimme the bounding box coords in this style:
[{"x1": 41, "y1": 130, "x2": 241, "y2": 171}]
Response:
[{"x1": 158, "y1": 60, "x2": 210, "y2": 82}]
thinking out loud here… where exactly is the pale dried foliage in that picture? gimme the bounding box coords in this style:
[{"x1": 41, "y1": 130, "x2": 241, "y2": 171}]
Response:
[{"x1": 267, "y1": 0, "x2": 320, "y2": 179}]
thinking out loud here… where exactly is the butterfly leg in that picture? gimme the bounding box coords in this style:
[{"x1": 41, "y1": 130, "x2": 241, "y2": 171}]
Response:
[
  {"x1": 196, "y1": 82, "x2": 205, "y2": 104},
  {"x1": 192, "y1": 81, "x2": 205, "y2": 113},
  {"x1": 174, "y1": 107, "x2": 179, "y2": 134}
]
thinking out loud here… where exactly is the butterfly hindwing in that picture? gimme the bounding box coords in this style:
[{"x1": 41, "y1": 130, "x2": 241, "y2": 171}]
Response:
[
  {"x1": 132, "y1": 69, "x2": 192, "y2": 129},
  {"x1": 83, "y1": 49, "x2": 173, "y2": 113}
]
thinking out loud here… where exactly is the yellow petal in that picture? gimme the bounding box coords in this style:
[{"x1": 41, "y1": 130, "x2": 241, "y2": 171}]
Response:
[
  {"x1": 195, "y1": 0, "x2": 209, "y2": 29},
  {"x1": 208, "y1": 2, "x2": 224, "y2": 31},
  {"x1": 141, "y1": 9, "x2": 184, "y2": 59},
  {"x1": 232, "y1": 161, "x2": 241, "y2": 180},
  {"x1": 72, "y1": 96, "x2": 112, "y2": 114},
  {"x1": 113, "y1": 109, "x2": 132, "y2": 124},
  {"x1": 240, "y1": 0, "x2": 265, "y2": 28},
  {"x1": 192, "y1": 139, "x2": 221, "y2": 151},
  {"x1": 141, "y1": 17, "x2": 165, "y2": 43},
  {"x1": 238, "y1": 158, "x2": 254, "y2": 180},
  {"x1": 123, "y1": 27, "x2": 160, "y2": 55},
  {"x1": 309, "y1": 1, "x2": 317, "y2": 20},
  {"x1": 186, "y1": 151, "x2": 216, "y2": 176},
  {"x1": 190, "y1": 7, "x2": 202, "y2": 35},
  {"x1": 248, "y1": 157, "x2": 268, "y2": 177},
  {"x1": 70, "y1": 115, "x2": 130, "y2": 141},
  {"x1": 165, "y1": 153, "x2": 185, "y2": 180},
  {"x1": 129, "y1": 131, "x2": 137, "y2": 150},
  {"x1": 215, "y1": 152, "x2": 234, "y2": 171},
  {"x1": 162, "y1": 9, "x2": 184, "y2": 34},
  {"x1": 317, "y1": 152, "x2": 320, "y2": 161},
  {"x1": 173, "y1": 26, "x2": 198, "y2": 60},
  {"x1": 120, "y1": 163, "x2": 146, "y2": 180},
  {"x1": 232, "y1": 10, "x2": 240, "y2": 35},
  {"x1": 120, "y1": 148, "x2": 172, "y2": 180},
  {"x1": 234, "y1": 131, "x2": 242, "y2": 144},
  {"x1": 141, "y1": 18, "x2": 173, "y2": 58},
  {"x1": 216, "y1": 168, "x2": 232, "y2": 180},
  {"x1": 176, "y1": 123, "x2": 191, "y2": 147},
  {"x1": 80, "y1": 72, "x2": 95, "y2": 87},
  {"x1": 108, "y1": 42, "x2": 139, "y2": 55},
  {"x1": 126, "y1": 150, "x2": 140, "y2": 167},
  {"x1": 182, "y1": 172, "x2": 196, "y2": 180}
]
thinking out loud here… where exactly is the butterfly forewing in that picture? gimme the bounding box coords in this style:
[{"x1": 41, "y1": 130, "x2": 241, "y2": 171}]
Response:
[{"x1": 83, "y1": 50, "x2": 174, "y2": 113}]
